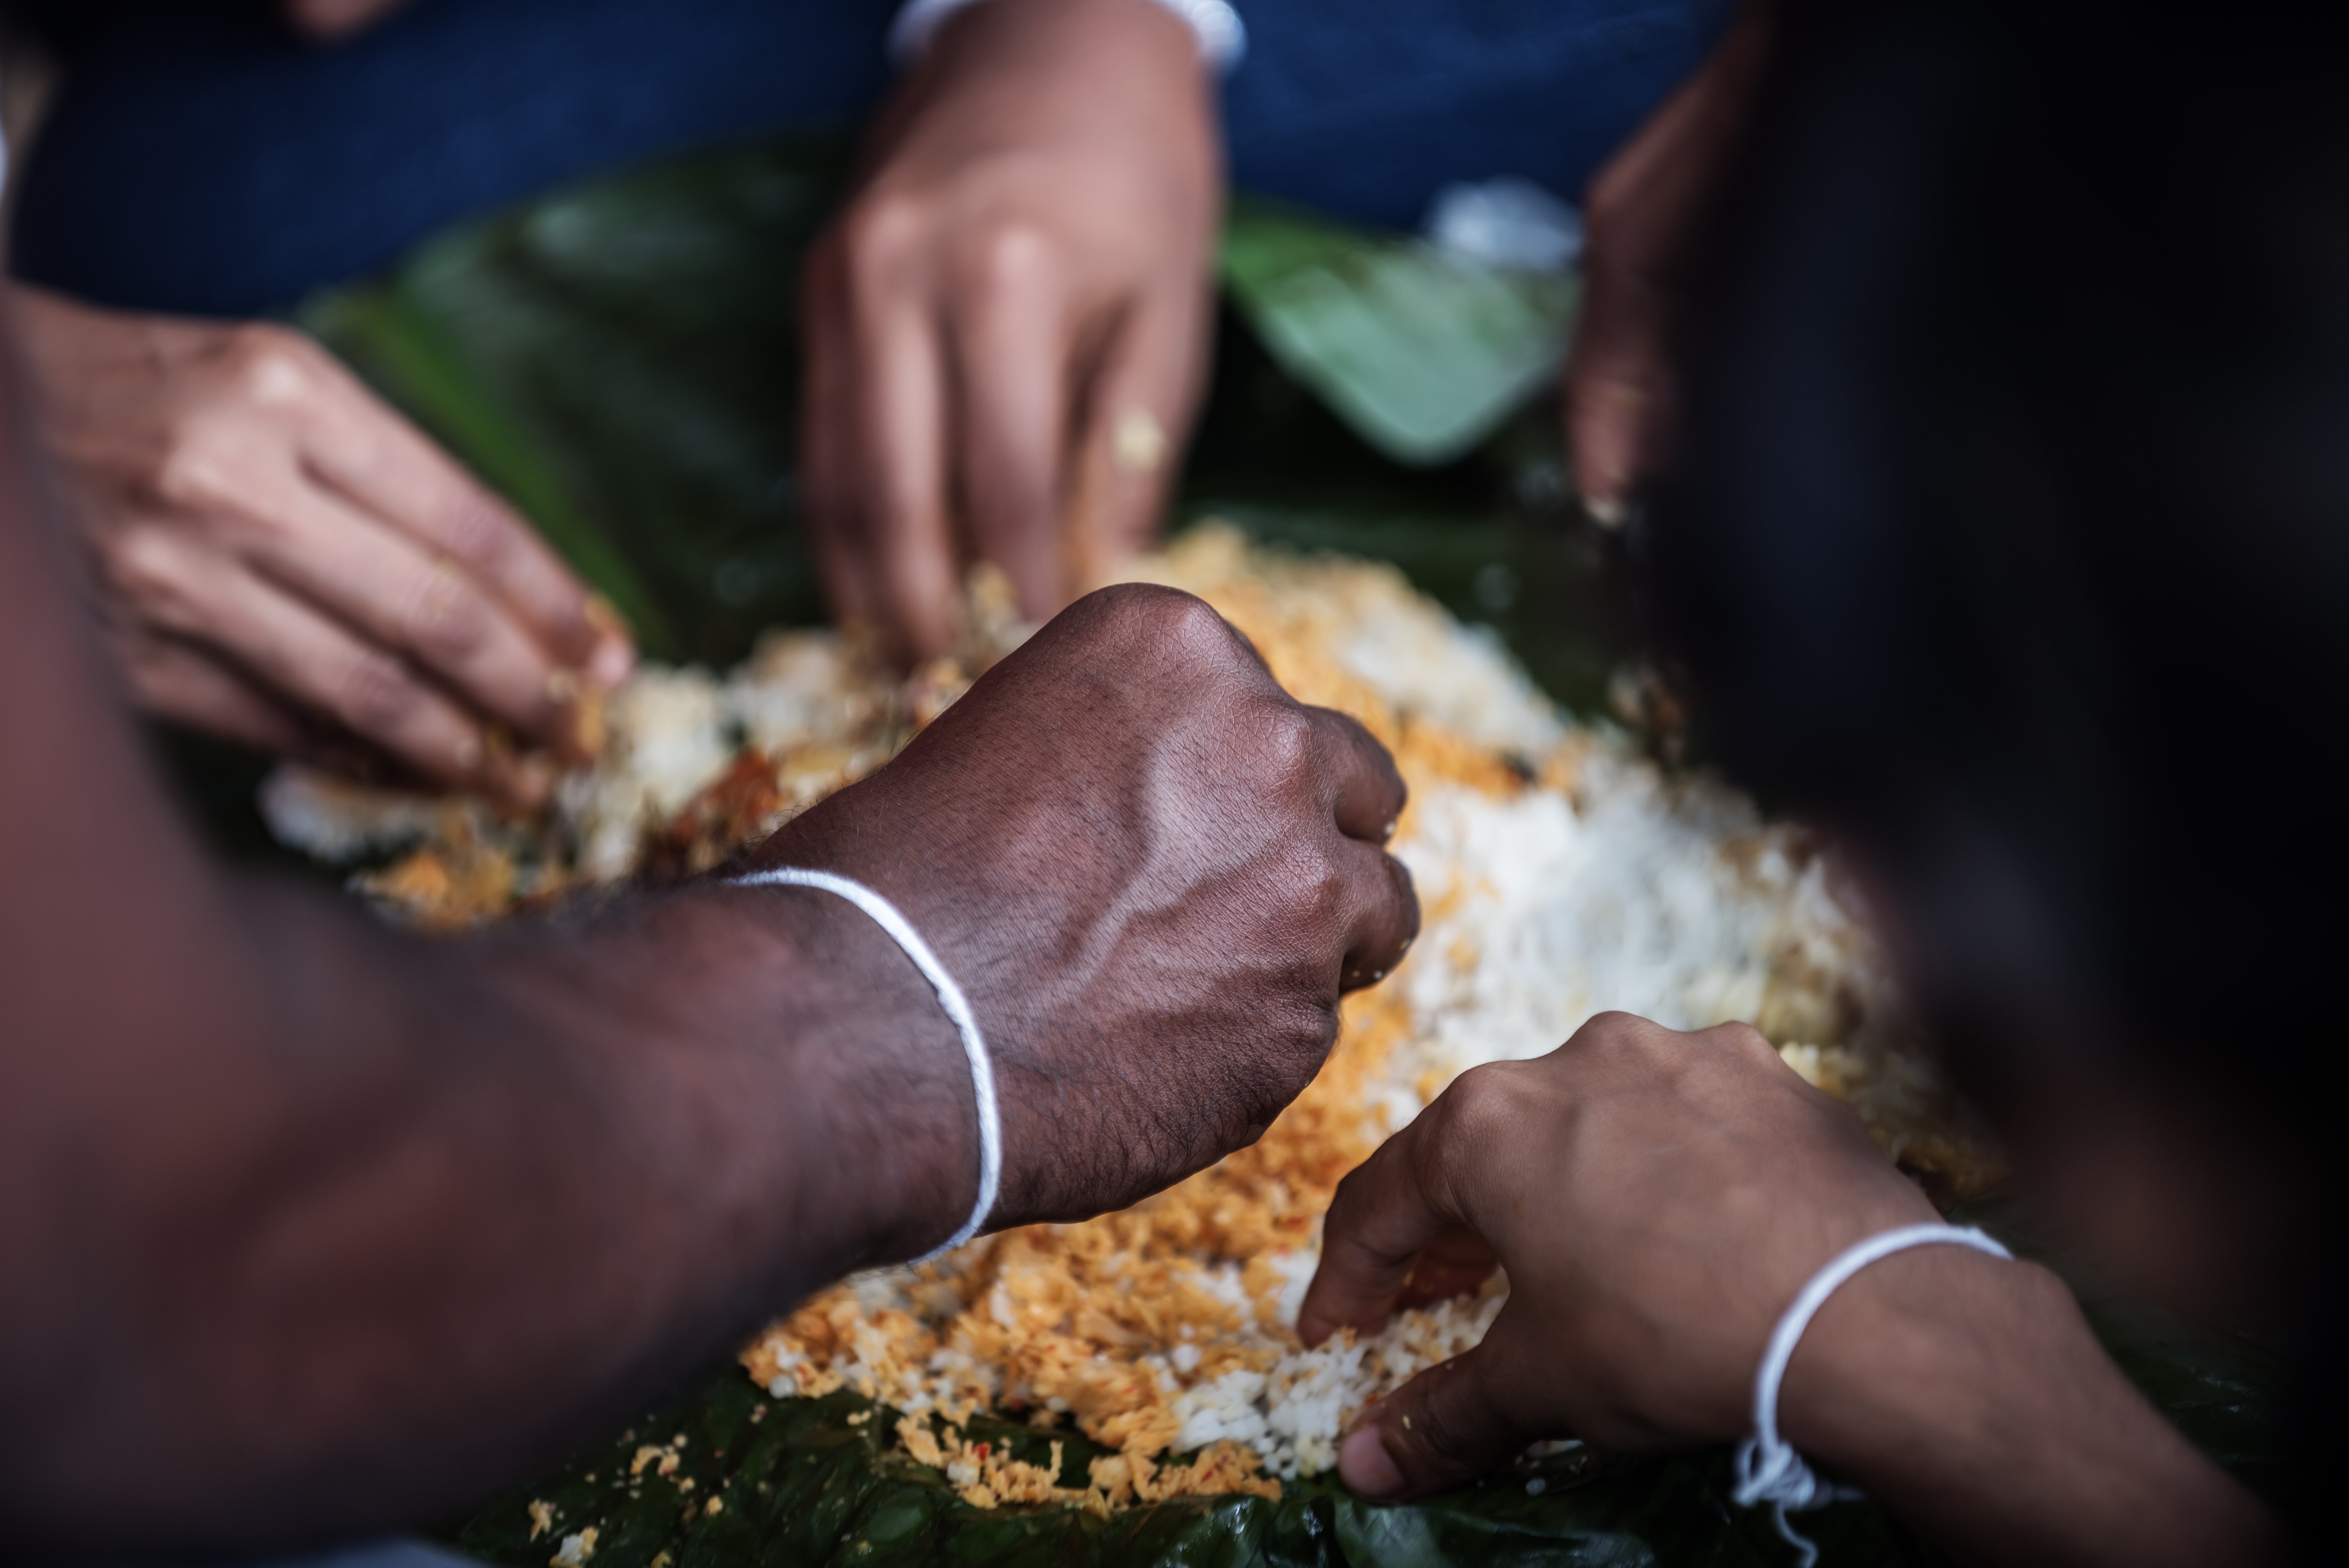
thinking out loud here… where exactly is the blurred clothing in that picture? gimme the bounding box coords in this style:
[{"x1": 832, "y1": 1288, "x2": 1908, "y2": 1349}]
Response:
[
  {"x1": 8, "y1": 0, "x2": 1734, "y2": 316},
  {"x1": 1653, "y1": 0, "x2": 2345, "y2": 1526},
  {"x1": 85, "y1": 1542, "x2": 481, "y2": 1568}
]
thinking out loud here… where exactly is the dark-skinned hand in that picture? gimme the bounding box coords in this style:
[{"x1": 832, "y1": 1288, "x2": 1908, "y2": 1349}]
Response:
[{"x1": 745, "y1": 581, "x2": 1419, "y2": 1232}]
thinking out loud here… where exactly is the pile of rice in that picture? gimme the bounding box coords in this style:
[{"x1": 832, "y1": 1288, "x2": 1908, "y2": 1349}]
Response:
[{"x1": 264, "y1": 525, "x2": 1998, "y2": 1515}]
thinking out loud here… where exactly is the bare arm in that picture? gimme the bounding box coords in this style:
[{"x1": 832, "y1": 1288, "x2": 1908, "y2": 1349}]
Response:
[{"x1": 0, "y1": 331, "x2": 1416, "y2": 1555}]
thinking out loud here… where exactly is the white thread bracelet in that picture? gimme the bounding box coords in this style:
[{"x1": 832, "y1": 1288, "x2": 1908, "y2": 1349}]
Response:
[
  {"x1": 732, "y1": 868, "x2": 1001, "y2": 1262},
  {"x1": 1731, "y1": 1222, "x2": 2014, "y2": 1568},
  {"x1": 889, "y1": 0, "x2": 1248, "y2": 73}
]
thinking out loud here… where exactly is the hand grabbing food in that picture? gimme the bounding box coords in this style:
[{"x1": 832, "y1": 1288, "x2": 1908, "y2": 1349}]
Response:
[
  {"x1": 747, "y1": 581, "x2": 1419, "y2": 1233},
  {"x1": 11, "y1": 286, "x2": 633, "y2": 803},
  {"x1": 800, "y1": 0, "x2": 1220, "y2": 661},
  {"x1": 1300, "y1": 1012, "x2": 2268, "y2": 1564}
]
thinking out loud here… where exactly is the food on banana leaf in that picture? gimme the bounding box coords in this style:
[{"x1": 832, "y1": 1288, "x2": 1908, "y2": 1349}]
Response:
[{"x1": 265, "y1": 526, "x2": 2000, "y2": 1514}]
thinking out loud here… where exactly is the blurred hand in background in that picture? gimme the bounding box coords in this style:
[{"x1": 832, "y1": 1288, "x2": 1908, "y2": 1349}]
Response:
[
  {"x1": 1564, "y1": 0, "x2": 1771, "y2": 526},
  {"x1": 279, "y1": 0, "x2": 418, "y2": 42},
  {"x1": 9, "y1": 286, "x2": 633, "y2": 803},
  {"x1": 800, "y1": 0, "x2": 1221, "y2": 663}
]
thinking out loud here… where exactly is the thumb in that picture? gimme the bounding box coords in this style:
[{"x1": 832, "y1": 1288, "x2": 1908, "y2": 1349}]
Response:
[{"x1": 1338, "y1": 1342, "x2": 1529, "y2": 1502}]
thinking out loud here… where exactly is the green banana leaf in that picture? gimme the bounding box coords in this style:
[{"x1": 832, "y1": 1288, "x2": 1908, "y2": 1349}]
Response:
[
  {"x1": 1219, "y1": 197, "x2": 1581, "y2": 467},
  {"x1": 433, "y1": 1191, "x2": 2281, "y2": 1568},
  {"x1": 268, "y1": 141, "x2": 2284, "y2": 1567}
]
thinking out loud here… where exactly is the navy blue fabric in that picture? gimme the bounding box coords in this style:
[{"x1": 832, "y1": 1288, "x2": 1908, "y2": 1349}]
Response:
[{"x1": 12, "y1": 0, "x2": 1735, "y2": 317}]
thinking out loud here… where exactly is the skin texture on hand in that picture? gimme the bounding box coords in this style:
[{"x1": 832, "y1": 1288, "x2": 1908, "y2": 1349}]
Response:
[
  {"x1": 753, "y1": 582, "x2": 1420, "y2": 1225},
  {"x1": 1299, "y1": 1013, "x2": 2274, "y2": 1566},
  {"x1": 8, "y1": 285, "x2": 633, "y2": 804},
  {"x1": 0, "y1": 278, "x2": 1415, "y2": 1554},
  {"x1": 1564, "y1": 0, "x2": 1773, "y2": 523},
  {"x1": 802, "y1": 0, "x2": 1221, "y2": 662}
]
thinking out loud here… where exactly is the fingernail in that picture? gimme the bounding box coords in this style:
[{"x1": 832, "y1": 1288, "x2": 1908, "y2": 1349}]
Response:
[
  {"x1": 571, "y1": 684, "x2": 608, "y2": 757},
  {"x1": 582, "y1": 592, "x2": 627, "y2": 639},
  {"x1": 1340, "y1": 1427, "x2": 1406, "y2": 1499},
  {"x1": 581, "y1": 594, "x2": 636, "y2": 688},
  {"x1": 452, "y1": 732, "x2": 484, "y2": 774},
  {"x1": 588, "y1": 637, "x2": 634, "y2": 690},
  {"x1": 1583, "y1": 494, "x2": 1626, "y2": 529}
]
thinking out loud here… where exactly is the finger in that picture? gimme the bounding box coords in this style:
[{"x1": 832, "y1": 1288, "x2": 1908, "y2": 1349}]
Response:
[
  {"x1": 833, "y1": 205, "x2": 960, "y2": 662},
  {"x1": 1561, "y1": 270, "x2": 1672, "y2": 525},
  {"x1": 1703, "y1": 1018, "x2": 1793, "y2": 1073},
  {"x1": 126, "y1": 527, "x2": 525, "y2": 800},
  {"x1": 1340, "y1": 1343, "x2": 1529, "y2": 1501},
  {"x1": 1338, "y1": 837, "x2": 1417, "y2": 991},
  {"x1": 113, "y1": 627, "x2": 319, "y2": 759},
  {"x1": 1298, "y1": 1124, "x2": 1452, "y2": 1347},
  {"x1": 229, "y1": 473, "x2": 586, "y2": 758},
  {"x1": 801, "y1": 241, "x2": 885, "y2": 634},
  {"x1": 1310, "y1": 705, "x2": 1407, "y2": 843},
  {"x1": 275, "y1": 331, "x2": 631, "y2": 684},
  {"x1": 947, "y1": 229, "x2": 1072, "y2": 622},
  {"x1": 1060, "y1": 278, "x2": 1204, "y2": 594},
  {"x1": 1394, "y1": 1226, "x2": 1503, "y2": 1311}
]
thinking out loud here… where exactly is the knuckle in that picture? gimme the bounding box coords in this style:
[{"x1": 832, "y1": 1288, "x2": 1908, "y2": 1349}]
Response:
[
  {"x1": 405, "y1": 571, "x2": 497, "y2": 667},
  {"x1": 839, "y1": 193, "x2": 928, "y2": 281},
  {"x1": 965, "y1": 220, "x2": 1055, "y2": 297},
  {"x1": 442, "y1": 498, "x2": 517, "y2": 572},
  {"x1": 102, "y1": 523, "x2": 190, "y2": 604},
  {"x1": 149, "y1": 425, "x2": 238, "y2": 511},
  {"x1": 1577, "y1": 1009, "x2": 1647, "y2": 1050},
  {"x1": 1074, "y1": 583, "x2": 1244, "y2": 672},
  {"x1": 1252, "y1": 704, "x2": 1320, "y2": 787},
  {"x1": 1715, "y1": 1020, "x2": 1772, "y2": 1057},
  {"x1": 220, "y1": 323, "x2": 319, "y2": 406},
  {"x1": 334, "y1": 649, "x2": 422, "y2": 735},
  {"x1": 1430, "y1": 1062, "x2": 1530, "y2": 1158}
]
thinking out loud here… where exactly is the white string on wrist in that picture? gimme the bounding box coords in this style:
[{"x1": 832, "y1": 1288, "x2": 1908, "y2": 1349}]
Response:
[
  {"x1": 889, "y1": 0, "x2": 1248, "y2": 73},
  {"x1": 732, "y1": 868, "x2": 1001, "y2": 1263},
  {"x1": 1732, "y1": 1222, "x2": 2014, "y2": 1568}
]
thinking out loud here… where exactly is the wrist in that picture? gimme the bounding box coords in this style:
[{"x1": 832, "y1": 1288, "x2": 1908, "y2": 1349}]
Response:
[
  {"x1": 626, "y1": 880, "x2": 982, "y2": 1273},
  {"x1": 1779, "y1": 1247, "x2": 2273, "y2": 1564}
]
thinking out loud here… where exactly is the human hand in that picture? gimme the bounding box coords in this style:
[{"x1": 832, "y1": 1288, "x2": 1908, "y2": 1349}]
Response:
[
  {"x1": 1297, "y1": 1013, "x2": 2272, "y2": 1566},
  {"x1": 11, "y1": 286, "x2": 633, "y2": 804},
  {"x1": 1564, "y1": 1, "x2": 1772, "y2": 524},
  {"x1": 749, "y1": 583, "x2": 1419, "y2": 1229},
  {"x1": 801, "y1": 0, "x2": 1220, "y2": 662},
  {"x1": 1301, "y1": 1014, "x2": 1937, "y2": 1495},
  {"x1": 280, "y1": 0, "x2": 416, "y2": 40}
]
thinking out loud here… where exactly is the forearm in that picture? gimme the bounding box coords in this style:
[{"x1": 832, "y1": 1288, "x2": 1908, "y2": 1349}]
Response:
[
  {"x1": 0, "y1": 355, "x2": 968, "y2": 1550},
  {"x1": 1784, "y1": 1249, "x2": 2276, "y2": 1566}
]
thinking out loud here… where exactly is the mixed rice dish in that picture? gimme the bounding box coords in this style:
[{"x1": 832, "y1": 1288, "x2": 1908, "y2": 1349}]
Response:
[{"x1": 266, "y1": 526, "x2": 1999, "y2": 1516}]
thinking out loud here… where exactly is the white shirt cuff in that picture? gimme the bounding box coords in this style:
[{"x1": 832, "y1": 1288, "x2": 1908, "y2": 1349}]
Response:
[{"x1": 889, "y1": 0, "x2": 1246, "y2": 74}]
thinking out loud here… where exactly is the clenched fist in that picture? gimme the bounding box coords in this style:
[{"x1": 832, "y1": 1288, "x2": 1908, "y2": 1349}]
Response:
[{"x1": 744, "y1": 582, "x2": 1419, "y2": 1231}]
